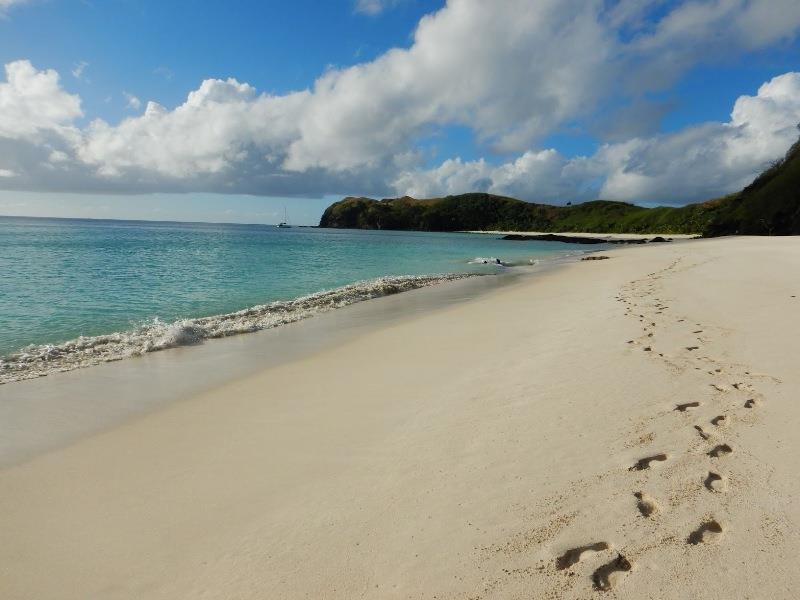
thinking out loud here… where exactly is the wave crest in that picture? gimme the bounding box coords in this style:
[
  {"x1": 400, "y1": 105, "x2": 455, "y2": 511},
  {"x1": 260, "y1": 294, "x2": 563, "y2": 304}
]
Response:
[{"x1": 0, "y1": 274, "x2": 479, "y2": 384}]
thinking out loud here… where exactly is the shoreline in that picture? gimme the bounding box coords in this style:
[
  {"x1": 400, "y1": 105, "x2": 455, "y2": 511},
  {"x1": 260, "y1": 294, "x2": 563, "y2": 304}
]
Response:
[
  {"x1": 0, "y1": 265, "x2": 536, "y2": 467},
  {"x1": 3, "y1": 236, "x2": 799, "y2": 599},
  {"x1": 0, "y1": 240, "x2": 595, "y2": 386},
  {"x1": 0, "y1": 273, "x2": 482, "y2": 385}
]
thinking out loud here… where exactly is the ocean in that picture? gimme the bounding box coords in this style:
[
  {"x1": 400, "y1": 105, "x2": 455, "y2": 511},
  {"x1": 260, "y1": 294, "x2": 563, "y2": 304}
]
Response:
[{"x1": 0, "y1": 216, "x2": 591, "y2": 382}]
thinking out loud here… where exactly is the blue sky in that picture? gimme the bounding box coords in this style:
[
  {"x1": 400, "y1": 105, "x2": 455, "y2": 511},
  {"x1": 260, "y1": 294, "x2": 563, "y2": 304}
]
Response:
[
  {"x1": 1, "y1": 0, "x2": 799, "y2": 224},
  {"x1": 1, "y1": 1, "x2": 441, "y2": 121}
]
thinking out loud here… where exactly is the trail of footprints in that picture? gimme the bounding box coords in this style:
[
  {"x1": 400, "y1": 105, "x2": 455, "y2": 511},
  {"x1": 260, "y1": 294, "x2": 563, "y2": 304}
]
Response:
[{"x1": 552, "y1": 257, "x2": 768, "y2": 593}]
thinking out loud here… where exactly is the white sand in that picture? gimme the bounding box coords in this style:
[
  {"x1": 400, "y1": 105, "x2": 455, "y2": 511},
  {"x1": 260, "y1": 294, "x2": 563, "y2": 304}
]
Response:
[{"x1": 1, "y1": 236, "x2": 799, "y2": 599}]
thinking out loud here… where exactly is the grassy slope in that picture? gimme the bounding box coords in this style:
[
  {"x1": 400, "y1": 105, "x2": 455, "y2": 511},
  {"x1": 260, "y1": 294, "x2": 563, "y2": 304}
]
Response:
[
  {"x1": 704, "y1": 139, "x2": 800, "y2": 235},
  {"x1": 319, "y1": 139, "x2": 800, "y2": 236}
]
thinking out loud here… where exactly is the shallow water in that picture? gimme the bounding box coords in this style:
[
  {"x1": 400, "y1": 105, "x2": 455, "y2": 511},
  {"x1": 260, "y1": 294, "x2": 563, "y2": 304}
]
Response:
[{"x1": 0, "y1": 217, "x2": 592, "y2": 381}]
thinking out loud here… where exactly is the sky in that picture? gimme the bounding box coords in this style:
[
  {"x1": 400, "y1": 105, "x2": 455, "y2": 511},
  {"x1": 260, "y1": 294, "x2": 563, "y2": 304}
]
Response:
[{"x1": 1, "y1": 0, "x2": 800, "y2": 225}]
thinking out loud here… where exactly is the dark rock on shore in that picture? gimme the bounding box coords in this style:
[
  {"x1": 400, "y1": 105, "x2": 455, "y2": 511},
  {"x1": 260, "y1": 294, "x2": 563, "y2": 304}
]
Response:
[
  {"x1": 502, "y1": 234, "x2": 608, "y2": 244},
  {"x1": 500, "y1": 234, "x2": 659, "y2": 244}
]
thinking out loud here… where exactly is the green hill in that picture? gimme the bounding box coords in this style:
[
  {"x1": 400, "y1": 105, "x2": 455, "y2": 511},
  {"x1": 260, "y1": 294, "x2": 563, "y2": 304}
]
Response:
[
  {"x1": 703, "y1": 138, "x2": 800, "y2": 235},
  {"x1": 319, "y1": 138, "x2": 800, "y2": 236}
]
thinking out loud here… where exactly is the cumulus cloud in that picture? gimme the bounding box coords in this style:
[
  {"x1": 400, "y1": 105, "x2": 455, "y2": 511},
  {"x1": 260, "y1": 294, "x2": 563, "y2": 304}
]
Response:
[
  {"x1": 0, "y1": 60, "x2": 82, "y2": 141},
  {"x1": 393, "y1": 150, "x2": 598, "y2": 202},
  {"x1": 1, "y1": 1, "x2": 800, "y2": 203},
  {"x1": 597, "y1": 73, "x2": 800, "y2": 202},
  {"x1": 285, "y1": 0, "x2": 800, "y2": 170},
  {"x1": 285, "y1": 0, "x2": 615, "y2": 170},
  {"x1": 78, "y1": 79, "x2": 310, "y2": 180},
  {"x1": 396, "y1": 73, "x2": 800, "y2": 204}
]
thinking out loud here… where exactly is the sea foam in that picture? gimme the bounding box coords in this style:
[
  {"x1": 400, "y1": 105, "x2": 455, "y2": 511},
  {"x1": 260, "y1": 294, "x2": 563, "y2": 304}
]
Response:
[{"x1": 0, "y1": 273, "x2": 479, "y2": 384}]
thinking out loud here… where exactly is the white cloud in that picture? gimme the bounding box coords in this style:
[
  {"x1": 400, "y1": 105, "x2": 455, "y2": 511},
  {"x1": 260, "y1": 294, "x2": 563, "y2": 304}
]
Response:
[
  {"x1": 597, "y1": 72, "x2": 800, "y2": 202},
  {"x1": 392, "y1": 152, "x2": 596, "y2": 202},
  {"x1": 77, "y1": 79, "x2": 310, "y2": 179},
  {"x1": 1, "y1": 1, "x2": 800, "y2": 203},
  {"x1": 123, "y1": 92, "x2": 142, "y2": 110},
  {"x1": 284, "y1": 0, "x2": 615, "y2": 170},
  {"x1": 0, "y1": 60, "x2": 82, "y2": 141},
  {"x1": 0, "y1": 168, "x2": 16, "y2": 177},
  {"x1": 395, "y1": 73, "x2": 800, "y2": 204},
  {"x1": 71, "y1": 61, "x2": 88, "y2": 80},
  {"x1": 283, "y1": 0, "x2": 800, "y2": 172}
]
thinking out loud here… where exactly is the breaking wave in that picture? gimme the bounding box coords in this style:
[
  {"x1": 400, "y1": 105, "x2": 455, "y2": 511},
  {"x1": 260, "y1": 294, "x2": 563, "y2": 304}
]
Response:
[
  {"x1": 468, "y1": 257, "x2": 505, "y2": 265},
  {"x1": 0, "y1": 273, "x2": 480, "y2": 384}
]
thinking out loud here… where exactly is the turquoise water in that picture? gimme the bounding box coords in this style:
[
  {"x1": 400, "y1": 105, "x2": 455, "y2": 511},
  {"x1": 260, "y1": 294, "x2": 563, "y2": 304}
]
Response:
[{"x1": 0, "y1": 216, "x2": 586, "y2": 360}]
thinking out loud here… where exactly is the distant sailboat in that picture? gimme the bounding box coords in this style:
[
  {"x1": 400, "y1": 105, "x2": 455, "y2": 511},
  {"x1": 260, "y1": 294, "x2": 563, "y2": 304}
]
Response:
[{"x1": 277, "y1": 206, "x2": 292, "y2": 228}]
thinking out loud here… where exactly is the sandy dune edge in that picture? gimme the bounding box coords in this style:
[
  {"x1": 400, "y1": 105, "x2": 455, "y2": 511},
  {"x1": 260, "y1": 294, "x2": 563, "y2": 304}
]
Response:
[{"x1": 1, "y1": 237, "x2": 799, "y2": 599}]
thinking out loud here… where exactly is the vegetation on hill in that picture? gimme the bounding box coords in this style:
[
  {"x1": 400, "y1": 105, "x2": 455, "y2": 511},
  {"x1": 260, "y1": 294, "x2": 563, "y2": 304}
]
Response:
[
  {"x1": 319, "y1": 137, "x2": 800, "y2": 236},
  {"x1": 703, "y1": 138, "x2": 800, "y2": 235}
]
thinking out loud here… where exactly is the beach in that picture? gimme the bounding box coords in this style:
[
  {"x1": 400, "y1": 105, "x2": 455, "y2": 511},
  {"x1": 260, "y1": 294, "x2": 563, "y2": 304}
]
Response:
[{"x1": 2, "y1": 236, "x2": 799, "y2": 599}]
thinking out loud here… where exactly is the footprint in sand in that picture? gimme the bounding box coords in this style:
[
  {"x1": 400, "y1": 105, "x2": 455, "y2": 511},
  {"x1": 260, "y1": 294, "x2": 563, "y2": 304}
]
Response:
[
  {"x1": 704, "y1": 472, "x2": 724, "y2": 492},
  {"x1": 744, "y1": 399, "x2": 756, "y2": 408},
  {"x1": 675, "y1": 402, "x2": 700, "y2": 412},
  {"x1": 592, "y1": 554, "x2": 632, "y2": 591},
  {"x1": 687, "y1": 520, "x2": 723, "y2": 545},
  {"x1": 708, "y1": 444, "x2": 733, "y2": 458},
  {"x1": 629, "y1": 454, "x2": 668, "y2": 471},
  {"x1": 555, "y1": 542, "x2": 609, "y2": 570},
  {"x1": 694, "y1": 425, "x2": 710, "y2": 440},
  {"x1": 710, "y1": 415, "x2": 726, "y2": 427},
  {"x1": 633, "y1": 492, "x2": 658, "y2": 517}
]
